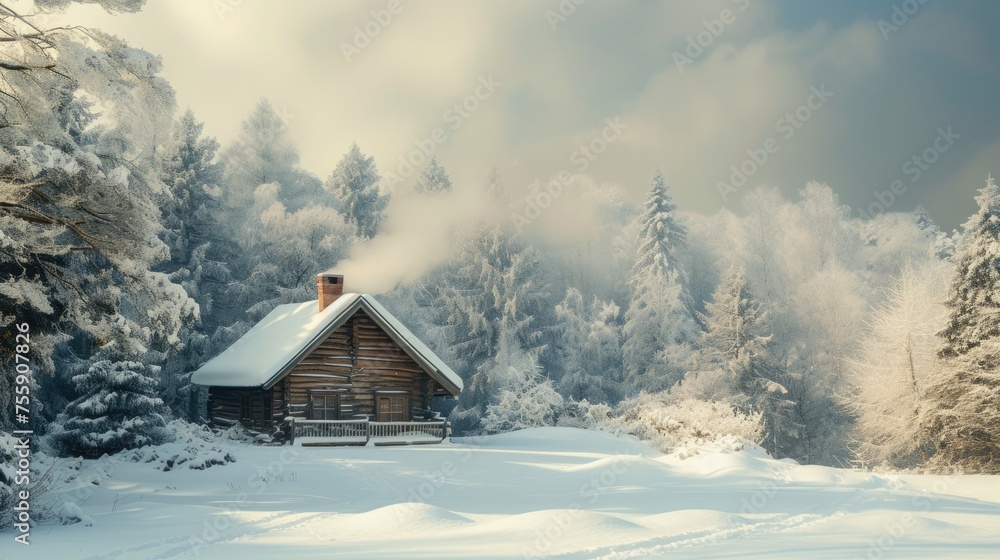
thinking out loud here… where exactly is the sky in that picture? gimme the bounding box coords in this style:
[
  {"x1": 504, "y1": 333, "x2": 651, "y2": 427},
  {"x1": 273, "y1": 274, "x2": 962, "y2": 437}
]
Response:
[{"x1": 46, "y1": 0, "x2": 1000, "y2": 231}]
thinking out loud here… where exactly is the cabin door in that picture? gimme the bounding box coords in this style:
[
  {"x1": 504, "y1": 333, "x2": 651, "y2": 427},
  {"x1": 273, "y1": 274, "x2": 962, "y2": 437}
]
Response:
[{"x1": 376, "y1": 396, "x2": 409, "y2": 422}]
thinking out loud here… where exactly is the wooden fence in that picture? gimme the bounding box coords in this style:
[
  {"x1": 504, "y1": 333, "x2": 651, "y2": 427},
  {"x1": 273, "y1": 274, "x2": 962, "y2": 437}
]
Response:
[{"x1": 287, "y1": 418, "x2": 447, "y2": 446}]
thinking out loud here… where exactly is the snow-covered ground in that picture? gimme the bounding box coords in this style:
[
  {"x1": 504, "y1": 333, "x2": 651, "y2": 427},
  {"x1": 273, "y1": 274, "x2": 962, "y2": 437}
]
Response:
[{"x1": 11, "y1": 427, "x2": 1000, "y2": 559}]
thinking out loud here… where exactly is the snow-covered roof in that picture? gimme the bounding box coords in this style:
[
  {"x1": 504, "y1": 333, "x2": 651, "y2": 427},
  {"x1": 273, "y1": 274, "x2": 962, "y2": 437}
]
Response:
[{"x1": 190, "y1": 294, "x2": 462, "y2": 395}]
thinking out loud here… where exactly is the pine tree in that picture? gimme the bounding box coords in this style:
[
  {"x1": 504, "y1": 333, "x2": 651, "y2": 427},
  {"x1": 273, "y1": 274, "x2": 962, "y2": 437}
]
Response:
[
  {"x1": 154, "y1": 110, "x2": 226, "y2": 420},
  {"x1": 938, "y1": 177, "x2": 1000, "y2": 359},
  {"x1": 220, "y1": 99, "x2": 324, "y2": 213},
  {"x1": 923, "y1": 344, "x2": 1000, "y2": 472},
  {"x1": 555, "y1": 289, "x2": 624, "y2": 403},
  {"x1": 913, "y1": 205, "x2": 956, "y2": 261},
  {"x1": 699, "y1": 265, "x2": 792, "y2": 453},
  {"x1": 924, "y1": 176, "x2": 1000, "y2": 472},
  {"x1": 622, "y1": 169, "x2": 698, "y2": 390},
  {"x1": 51, "y1": 361, "x2": 172, "y2": 459},
  {"x1": 454, "y1": 324, "x2": 556, "y2": 434},
  {"x1": 434, "y1": 223, "x2": 553, "y2": 433},
  {"x1": 324, "y1": 142, "x2": 390, "y2": 239},
  {"x1": 414, "y1": 157, "x2": 453, "y2": 195},
  {"x1": 157, "y1": 109, "x2": 223, "y2": 275},
  {"x1": 633, "y1": 169, "x2": 687, "y2": 280}
]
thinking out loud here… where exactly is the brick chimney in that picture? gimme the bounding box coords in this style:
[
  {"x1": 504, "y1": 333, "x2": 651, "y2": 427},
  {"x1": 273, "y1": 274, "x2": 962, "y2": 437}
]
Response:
[{"x1": 317, "y1": 273, "x2": 344, "y2": 312}]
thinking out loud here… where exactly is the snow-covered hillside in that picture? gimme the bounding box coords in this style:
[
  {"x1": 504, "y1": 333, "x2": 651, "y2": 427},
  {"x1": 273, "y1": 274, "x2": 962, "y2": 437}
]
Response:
[{"x1": 13, "y1": 427, "x2": 1000, "y2": 559}]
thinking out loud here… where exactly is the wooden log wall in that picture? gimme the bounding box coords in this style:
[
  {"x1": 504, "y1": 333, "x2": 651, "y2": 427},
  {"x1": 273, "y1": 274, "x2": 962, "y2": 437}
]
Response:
[
  {"x1": 277, "y1": 309, "x2": 443, "y2": 421},
  {"x1": 207, "y1": 386, "x2": 274, "y2": 430}
]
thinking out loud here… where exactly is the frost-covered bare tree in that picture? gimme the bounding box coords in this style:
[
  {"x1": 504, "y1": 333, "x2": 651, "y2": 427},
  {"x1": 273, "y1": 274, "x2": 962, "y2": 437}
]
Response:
[
  {"x1": 0, "y1": 1, "x2": 194, "y2": 428},
  {"x1": 848, "y1": 263, "x2": 948, "y2": 469}
]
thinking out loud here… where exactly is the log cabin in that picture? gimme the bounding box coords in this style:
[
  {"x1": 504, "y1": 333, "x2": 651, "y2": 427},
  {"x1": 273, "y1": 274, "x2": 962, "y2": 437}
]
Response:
[{"x1": 190, "y1": 274, "x2": 462, "y2": 444}]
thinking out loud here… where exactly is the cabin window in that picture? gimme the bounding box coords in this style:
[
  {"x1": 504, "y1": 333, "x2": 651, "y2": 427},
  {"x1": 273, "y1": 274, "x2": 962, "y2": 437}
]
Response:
[
  {"x1": 240, "y1": 393, "x2": 268, "y2": 423},
  {"x1": 310, "y1": 393, "x2": 341, "y2": 420},
  {"x1": 376, "y1": 396, "x2": 410, "y2": 422}
]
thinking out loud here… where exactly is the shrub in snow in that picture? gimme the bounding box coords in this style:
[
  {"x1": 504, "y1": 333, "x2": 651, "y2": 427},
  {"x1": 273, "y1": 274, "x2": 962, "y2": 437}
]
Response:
[
  {"x1": 481, "y1": 372, "x2": 565, "y2": 433},
  {"x1": 671, "y1": 434, "x2": 770, "y2": 460},
  {"x1": 124, "y1": 420, "x2": 235, "y2": 471},
  {"x1": 577, "y1": 392, "x2": 765, "y2": 454},
  {"x1": 0, "y1": 435, "x2": 64, "y2": 529},
  {"x1": 59, "y1": 502, "x2": 94, "y2": 526},
  {"x1": 50, "y1": 361, "x2": 173, "y2": 459},
  {"x1": 625, "y1": 393, "x2": 763, "y2": 449}
]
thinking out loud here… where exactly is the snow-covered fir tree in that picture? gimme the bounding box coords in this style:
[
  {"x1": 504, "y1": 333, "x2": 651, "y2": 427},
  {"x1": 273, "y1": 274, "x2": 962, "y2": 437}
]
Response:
[
  {"x1": 698, "y1": 265, "x2": 793, "y2": 453},
  {"x1": 207, "y1": 103, "x2": 352, "y2": 349},
  {"x1": 632, "y1": 170, "x2": 688, "y2": 279},
  {"x1": 157, "y1": 109, "x2": 224, "y2": 281},
  {"x1": 434, "y1": 223, "x2": 553, "y2": 433},
  {"x1": 914, "y1": 205, "x2": 957, "y2": 261},
  {"x1": 324, "y1": 142, "x2": 390, "y2": 239},
  {"x1": 437, "y1": 223, "x2": 550, "y2": 372},
  {"x1": 155, "y1": 109, "x2": 224, "y2": 420},
  {"x1": 219, "y1": 98, "x2": 324, "y2": 213},
  {"x1": 924, "y1": 176, "x2": 1000, "y2": 472},
  {"x1": 414, "y1": 157, "x2": 453, "y2": 195},
  {"x1": 938, "y1": 177, "x2": 1000, "y2": 359},
  {"x1": 555, "y1": 288, "x2": 624, "y2": 404},
  {"x1": 51, "y1": 361, "x2": 172, "y2": 459},
  {"x1": 622, "y1": 169, "x2": 699, "y2": 391}
]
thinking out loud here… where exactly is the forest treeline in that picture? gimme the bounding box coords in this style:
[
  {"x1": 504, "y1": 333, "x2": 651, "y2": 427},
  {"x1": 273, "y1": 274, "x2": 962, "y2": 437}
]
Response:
[{"x1": 0, "y1": 2, "x2": 998, "y2": 477}]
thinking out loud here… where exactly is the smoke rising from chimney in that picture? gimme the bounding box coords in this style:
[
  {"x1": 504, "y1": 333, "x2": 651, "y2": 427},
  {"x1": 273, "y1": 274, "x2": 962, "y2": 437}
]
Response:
[
  {"x1": 330, "y1": 172, "x2": 624, "y2": 295},
  {"x1": 331, "y1": 182, "x2": 496, "y2": 295}
]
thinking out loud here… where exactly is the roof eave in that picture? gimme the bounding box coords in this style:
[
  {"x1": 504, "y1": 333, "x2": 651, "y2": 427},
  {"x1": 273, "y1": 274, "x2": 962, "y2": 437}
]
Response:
[
  {"x1": 356, "y1": 296, "x2": 463, "y2": 396},
  {"x1": 259, "y1": 296, "x2": 365, "y2": 390}
]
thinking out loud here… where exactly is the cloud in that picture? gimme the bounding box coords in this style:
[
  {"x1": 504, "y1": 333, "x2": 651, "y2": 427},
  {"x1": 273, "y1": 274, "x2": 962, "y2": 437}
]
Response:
[{"x1": 42, "y1": 0, "x2": 1000, "y2": 231}]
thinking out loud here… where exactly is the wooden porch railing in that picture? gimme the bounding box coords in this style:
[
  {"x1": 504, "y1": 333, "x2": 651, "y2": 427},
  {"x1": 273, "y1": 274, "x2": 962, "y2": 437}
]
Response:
[{"x1": 287, "y1": 418, "x2": 447, "y2": 446}]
